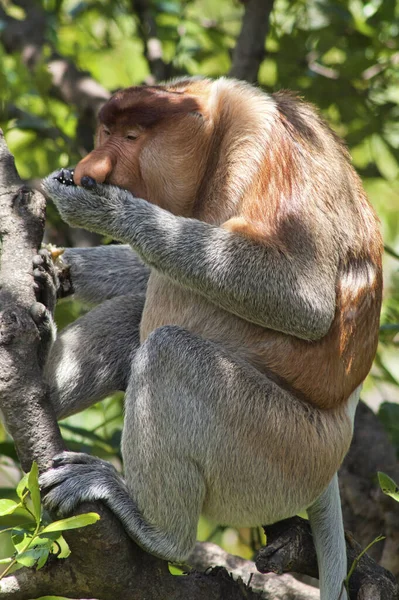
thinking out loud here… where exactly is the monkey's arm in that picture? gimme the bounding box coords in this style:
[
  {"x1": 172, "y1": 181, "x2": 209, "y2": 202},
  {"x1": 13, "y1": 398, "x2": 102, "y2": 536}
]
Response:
[
  {"x1": 59, "y1": 245, "x2": 150, "y2": 304},
  {"x1": 42, "y1": 178, "x2": 336, "y2": 341}
]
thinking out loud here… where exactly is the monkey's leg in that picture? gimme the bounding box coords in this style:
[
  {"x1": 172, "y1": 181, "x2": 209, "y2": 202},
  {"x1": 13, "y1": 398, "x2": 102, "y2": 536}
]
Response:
[
  {"x1": 41, "y1": 326, "x2": 350, "y2": 584},
  {"x1": 60, "y1": 245, "x2": 150, "y2": 304},
  {"x1": 307, "y1": 474, "x2": 348, "y2": 600},
  {"x1": 45, "y1": 293, "x2": 145, "y2": 419}
]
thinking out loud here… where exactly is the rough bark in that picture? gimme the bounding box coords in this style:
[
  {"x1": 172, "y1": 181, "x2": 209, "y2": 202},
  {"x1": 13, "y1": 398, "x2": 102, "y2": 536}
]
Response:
[
  {"x1": 257, "y1": 517, "x2": 399, "y2": 600},
  {"x1": 0, "y1": 130, "x2": 63, "y2": 472},
  {"x1": 189, "y1": 541, "x2": 320, "y2": 600}
]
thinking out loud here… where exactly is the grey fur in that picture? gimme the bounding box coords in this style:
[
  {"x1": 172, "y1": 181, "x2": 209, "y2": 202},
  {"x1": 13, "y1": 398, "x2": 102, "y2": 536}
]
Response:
[
  {"x1": 42, "y1": 179, "x2": 336, "y2": 341},
  {"x1": 62, "y1": 245, "x2": 149, "y2": 305},
  {"x1": 39, "y1": 174, "x2": 357, "y2": 600},
  {"x1": 45, "y1": 294, "x2": 144, "y2": 419}
]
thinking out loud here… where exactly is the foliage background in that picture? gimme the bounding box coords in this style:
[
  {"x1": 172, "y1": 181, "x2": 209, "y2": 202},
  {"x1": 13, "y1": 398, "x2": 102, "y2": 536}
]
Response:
[{"x1": 0, "y1": 0, "x2": 398, "y2": 581}]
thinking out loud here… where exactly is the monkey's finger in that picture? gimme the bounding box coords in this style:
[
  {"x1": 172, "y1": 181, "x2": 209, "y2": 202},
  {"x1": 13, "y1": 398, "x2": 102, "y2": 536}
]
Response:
[
  {"x1": 35, "y1": 249, "x2": 56, "y2": 281},
  {"x1": 51, "y1": 451, "x2": 107, "y2": 468},
  {"x1": 53, "y1": 168, "x2": 76, "y2": 187},
  {"x1": 40, "y1": 463, "x2": 113, "y2": 515},
  {"x1": 41, "y1": 481, "x2": 82, "y2": 516},
  {"x1": 39, "y1": 466, "x2": 72, "y2": 490}
]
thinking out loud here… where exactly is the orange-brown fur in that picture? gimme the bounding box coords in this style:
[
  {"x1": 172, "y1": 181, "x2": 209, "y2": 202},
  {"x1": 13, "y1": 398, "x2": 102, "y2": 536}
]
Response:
[{"x1": 74, "y1": 77, "x2": 383, "y2": 410}]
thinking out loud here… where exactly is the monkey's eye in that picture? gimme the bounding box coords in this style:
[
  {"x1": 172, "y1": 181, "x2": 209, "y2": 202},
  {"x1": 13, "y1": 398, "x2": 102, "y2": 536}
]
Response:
[
  {"x1": 126, "y1": 134, "x2": 138, "y2": 141},
  {"x1": 103, "y1": 129, "x2": 111, "y2": 136}
]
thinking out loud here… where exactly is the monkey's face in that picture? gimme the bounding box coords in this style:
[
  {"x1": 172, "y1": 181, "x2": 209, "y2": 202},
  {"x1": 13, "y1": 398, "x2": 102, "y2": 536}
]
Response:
[
  {"x1": 73, "y1": 123, "x2": 148, "y2": 199},
  {"x1": 73, "y1": 83, "x2": 212, "y2": 216}
]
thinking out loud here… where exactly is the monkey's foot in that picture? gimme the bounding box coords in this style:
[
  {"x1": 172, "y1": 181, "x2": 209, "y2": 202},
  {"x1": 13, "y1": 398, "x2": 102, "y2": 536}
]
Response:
[
  {"x1": 30, "y1": 248, "x2": 58, "y2": 365},
  {"x1": 33, "y1": 248, "x2": 59, "y2": 315},
  {"x1": 39, "y1": 451, "x2": 128, "y2": 517}
]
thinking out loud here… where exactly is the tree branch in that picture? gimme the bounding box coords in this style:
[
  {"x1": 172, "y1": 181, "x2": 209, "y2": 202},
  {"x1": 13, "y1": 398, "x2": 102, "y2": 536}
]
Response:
[
  {"x1": 230, "y1": 0, "x2": 275, "y2": 83},
  {"x1": 0, "y1": 104, "x2": 72, "y2": 146},
  {"x1": 189, "y1": 541, "x2": 320, "y2": 599},
  {"x1": 0, "y1": 4, "x2": 109, "y2": 154},
  {"x1": 0, "y1": 129, "x2": 62, "y2": 472},
  {"x1": 130, "y1": 0, "x2": 171, "y2": 83},
  {"x1": 257, "y1": 516, "x2": 399, "y2": 600}
]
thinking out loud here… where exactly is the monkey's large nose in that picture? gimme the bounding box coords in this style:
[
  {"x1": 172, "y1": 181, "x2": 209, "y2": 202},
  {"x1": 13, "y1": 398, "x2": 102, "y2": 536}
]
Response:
[{"x1": 73, "y1": 153, "x2": 114, "y2": 188}]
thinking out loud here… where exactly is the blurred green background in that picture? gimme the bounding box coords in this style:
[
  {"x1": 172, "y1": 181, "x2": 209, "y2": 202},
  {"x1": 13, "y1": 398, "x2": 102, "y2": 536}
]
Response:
[{"x1": 0, "y1": 0, "x2": 398, "y2": 576}]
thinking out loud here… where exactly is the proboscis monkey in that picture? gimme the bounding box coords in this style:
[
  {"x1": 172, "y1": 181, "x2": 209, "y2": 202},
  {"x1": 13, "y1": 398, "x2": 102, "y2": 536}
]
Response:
[{"x1": 39, "y1": 77, "x2": 382, "y2": 600}]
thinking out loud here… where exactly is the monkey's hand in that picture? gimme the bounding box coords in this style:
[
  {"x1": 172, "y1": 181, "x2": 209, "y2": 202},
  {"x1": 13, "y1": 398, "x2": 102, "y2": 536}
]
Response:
[
  {"x1": 39, "y1": 451, "x2": 130, "y2": 517},
  {"x1": 42, "y1": 171, "x2": 135, "y2": 235}
]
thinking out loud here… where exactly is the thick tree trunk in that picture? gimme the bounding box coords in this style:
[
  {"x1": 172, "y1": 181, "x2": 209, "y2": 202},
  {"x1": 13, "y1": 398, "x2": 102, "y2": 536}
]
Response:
[{"x1": 0, "y1": 129, "x2": 63, "y2": 471}]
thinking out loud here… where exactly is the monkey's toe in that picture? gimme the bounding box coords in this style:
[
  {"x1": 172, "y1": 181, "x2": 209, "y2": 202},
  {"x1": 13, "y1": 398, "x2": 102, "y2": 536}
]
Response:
[
  {"x1": 32, "y1": 252, "x2": 57, "y2": 314},
  {"x1": 29, "y1": 301, "x2": 49, "y2": 325}
]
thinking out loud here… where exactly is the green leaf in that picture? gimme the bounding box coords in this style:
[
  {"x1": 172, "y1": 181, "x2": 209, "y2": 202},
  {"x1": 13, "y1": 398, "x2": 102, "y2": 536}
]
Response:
[
  {"x1": 27, "y1": 462, "x2": 41, "y2": 523},
  {"x1": 16, "y1": 474, "x2": 28, "y2": 501},
  {"x1": 378, "y1": 472, "x2": 399, "y2": 502},
  {"x1": 11, "y1": 528, "x2": 34, "y2": 553},
  {"x1": 36, "y1": 547, "x2": 51, "y2": 570},
  {"x1": 41, "y1": 512, "x2": 100, "y2": 533},
  {"x1": 0, "y1": 499, "x2": 19, "y2": 516},
  {"x1": 35, "y1": 533, "x2": 59, "y2": 547},
  {"x1": 15, "y1": 547, "x2": 49, "y2": 568},
  {"x1": 60, "y1": 422, "x2": 115, "y2": 450},
  {"x1": 0, "y1": 442, "x2": 18, "y2": 461},
  {"x1": 52, "y1": 534, "x2": 71, "y2": 559}
]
